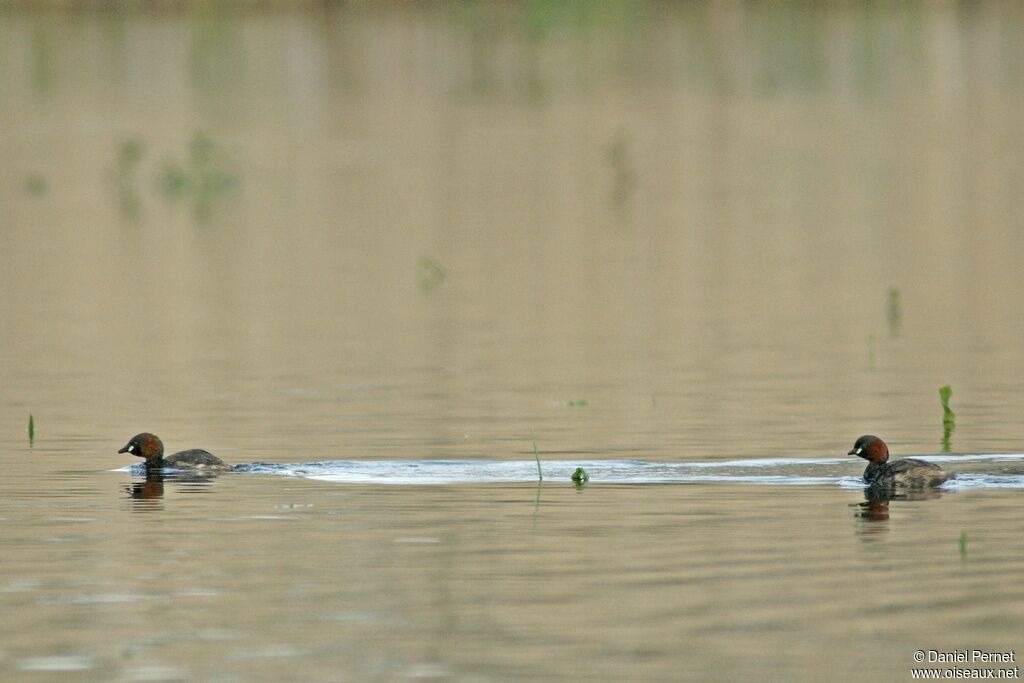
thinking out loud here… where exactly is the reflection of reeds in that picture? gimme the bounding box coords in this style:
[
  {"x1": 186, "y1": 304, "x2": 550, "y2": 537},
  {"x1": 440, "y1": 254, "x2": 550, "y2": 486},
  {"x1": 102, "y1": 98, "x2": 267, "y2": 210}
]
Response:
[
  {"x1": 607, "y1": 128, "x2": 636, "y2": 211},
  {"x1": 959, "y1": 531, "x2": 968, "y2": 560},
  {"x1": 887, "y1": 287, "x2": 901, "y2": 338},
  {"x1": 28, "y1": 414, "x2": 35, "y2": 447},
  {"x1": 115, "y1": 138, "x2": 143, "y2": 220},
  {"x1": 445, "y1": 2, "x2": 1004, "y2": 100}
]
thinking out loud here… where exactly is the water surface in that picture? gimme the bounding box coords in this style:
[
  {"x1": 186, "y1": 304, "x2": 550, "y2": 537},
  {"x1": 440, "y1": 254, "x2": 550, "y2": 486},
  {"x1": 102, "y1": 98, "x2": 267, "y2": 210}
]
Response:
[{"x1": 2, "y1": 2, "x2": 1023, "y2": 680}]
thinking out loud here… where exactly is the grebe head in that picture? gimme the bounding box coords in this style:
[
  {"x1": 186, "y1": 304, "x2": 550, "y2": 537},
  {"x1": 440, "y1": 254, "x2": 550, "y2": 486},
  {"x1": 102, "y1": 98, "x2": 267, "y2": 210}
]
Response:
[
  {"x1": 848, "y1": 435, "x2": 889, "y2": 463},
  {"x1": 118, "y1": 433, "x2": 164, "y2": 462}
]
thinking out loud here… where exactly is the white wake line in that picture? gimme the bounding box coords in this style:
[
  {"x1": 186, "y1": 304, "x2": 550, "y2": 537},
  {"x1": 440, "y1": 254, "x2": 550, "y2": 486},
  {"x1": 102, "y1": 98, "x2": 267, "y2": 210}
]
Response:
[
  {"x1": 111, "y1": 453, "x2": 1024, "y2": 487},
  {"x1": 302, "y1": 472, "x2": 862, "y2": 486},
  {"x1": 111, "y1": 452, "x2": 1024, "y2": 474}
]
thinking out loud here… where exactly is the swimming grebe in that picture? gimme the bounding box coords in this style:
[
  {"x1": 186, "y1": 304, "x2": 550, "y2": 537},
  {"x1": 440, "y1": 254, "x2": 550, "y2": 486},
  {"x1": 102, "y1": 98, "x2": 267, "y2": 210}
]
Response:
[
  {"x1": 118, "y1": 433, "x2": 229, "y2": 471},
  {"x1": 848, "y1": 435, "x2": 951, "y2": 488}
]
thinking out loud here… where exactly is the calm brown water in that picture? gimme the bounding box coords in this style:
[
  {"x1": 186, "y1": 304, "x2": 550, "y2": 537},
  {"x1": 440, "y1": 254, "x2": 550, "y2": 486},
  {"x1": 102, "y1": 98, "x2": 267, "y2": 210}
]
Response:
[{"x1": 2, "y1": 2, "x2": 1024, "y2": 680}]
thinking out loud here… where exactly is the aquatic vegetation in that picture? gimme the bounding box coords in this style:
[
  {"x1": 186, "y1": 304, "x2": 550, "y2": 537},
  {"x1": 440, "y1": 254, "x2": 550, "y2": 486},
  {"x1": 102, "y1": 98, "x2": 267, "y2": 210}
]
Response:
[
  {"x1": 28, "y1": 414, "x2": 34, "y2": 446},
  {"x1": 416, "y1": 256, "x2": 446, "y2": 291},
  {"x1": 887, "y1": 287, "x2": 901, "y2": 337},
  {"x1": 159, "y1": 164, "x2": 189, "y2": 195},
  {"x1": 532, "y1": 436, "x2": 543, "y2": 481},
  {"x1": 110, "y1": 132, "x2": 235, "y2": 223},
  {"x1": 521, "y1": 0, "x2": 646, "y2": 44},
  {"x1": 157, "y1": 131, "x2": 237, "y2": 222},
  {"x1": 571, "y1": 467, "x2": 589, "y2": 485},
  {"x1": 29, "y1": 24, "x2": 55, "y2": 95},
  {"x1": 940, "y1": 385, "x2": 955, "y2": 451},
  {"x1": 959, "y1": 531, "x2": 968, "y2": 560},
  {"x1": 606, "y1": 128, "x2": 636, "y2": 210},
  {"x1": 939, "y1": 385, "x2": 955, "y2": 423},
  {"x1": 24, "y1": 174, "x2": 47, "y2": 196},
  {"x1": 114, "y1": 138, "x2": 144, "y2": 219},
  {"x1": 119, "y1": 138, "x2": 143, "y2": 167},
  {"x1": 566, "y1": 399, "x2": 589, "y2": 407}
]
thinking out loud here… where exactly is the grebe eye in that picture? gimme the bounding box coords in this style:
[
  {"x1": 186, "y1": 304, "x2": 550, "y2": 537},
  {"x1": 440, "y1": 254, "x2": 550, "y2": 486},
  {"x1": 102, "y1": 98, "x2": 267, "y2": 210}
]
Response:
[{"x1": 128, "y1": 444, "x2": 136, "y2": 453}]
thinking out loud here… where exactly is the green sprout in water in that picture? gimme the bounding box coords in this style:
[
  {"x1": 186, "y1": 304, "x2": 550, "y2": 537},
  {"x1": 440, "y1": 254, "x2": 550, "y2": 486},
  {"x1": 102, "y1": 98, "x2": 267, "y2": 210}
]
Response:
[
  {"x1": 157, "y1": 131, "x2": 237, "y2": 223},
  {"x1": 28, "y1": 414, "x2": 35, "y2": 446},
  {"x1": 159, "y1": 163, "x2": 190, "y2": 197},
  {"x1": 940, "y1": 384, "x2": 955, "y2": 451},
  {"x1": 416, "y1": 256, "x2": 446, "y2": 291},
  {"x1": 959, "y1": 531, "x2": 968, "y2": 560},
  {"x1": 24, "y1": 174, "x2": 47, "y2": 196},
  {"x1": 120, "y1": 138, "x2": 143, "y2": 168},
  {"x1": 566, "y1": 399, "x2": 589, "y2": 408},
  {"x1": 571, "y1": 466, "x2": 589, "y2": 486},
  {"x1": 531, "y1": 435, "x2": 544, "y2": 511},
  {"x1": 532, "y1": 436, "x2": 543, "y2": 482},
  {"x1": 940, "y1": 385, "x2": 955, "y2": 422}
]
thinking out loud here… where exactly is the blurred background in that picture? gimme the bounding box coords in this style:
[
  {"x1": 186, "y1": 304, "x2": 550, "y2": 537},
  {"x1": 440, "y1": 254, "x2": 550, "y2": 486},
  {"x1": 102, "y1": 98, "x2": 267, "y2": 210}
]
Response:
[{"x1": 3, "y1": 1, "x2": 1024, "y2": 463}]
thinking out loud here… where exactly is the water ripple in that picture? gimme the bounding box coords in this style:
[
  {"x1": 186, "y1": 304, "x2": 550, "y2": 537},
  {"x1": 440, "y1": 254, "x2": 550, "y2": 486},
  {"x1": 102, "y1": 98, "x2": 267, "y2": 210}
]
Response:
[{"x1": 218, "y1": 454, "x2": 1024, "y2": 488}]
